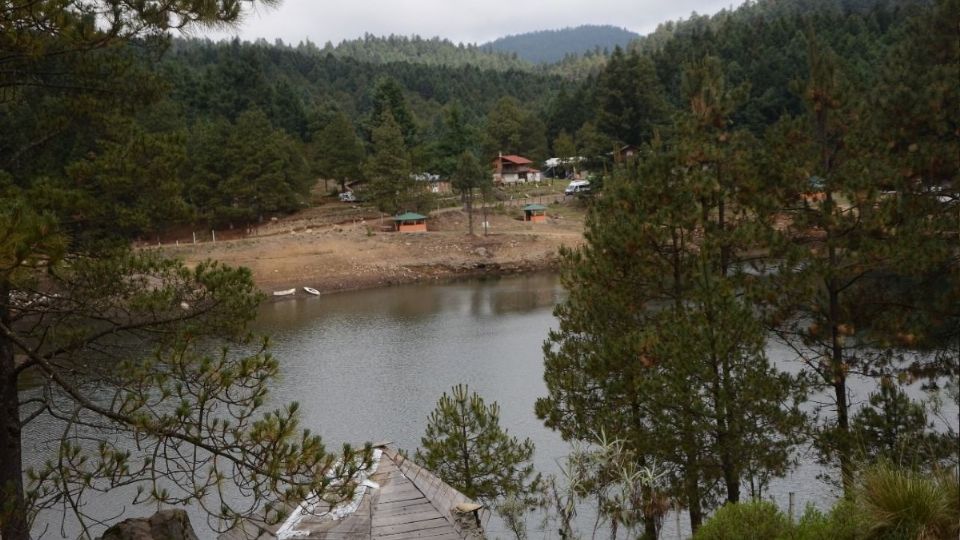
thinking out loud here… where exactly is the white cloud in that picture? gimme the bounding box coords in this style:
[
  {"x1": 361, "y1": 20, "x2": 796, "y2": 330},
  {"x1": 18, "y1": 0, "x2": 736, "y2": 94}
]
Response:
[{"x1": 196, "y1": 0, "x2": 745, "y2": 46}]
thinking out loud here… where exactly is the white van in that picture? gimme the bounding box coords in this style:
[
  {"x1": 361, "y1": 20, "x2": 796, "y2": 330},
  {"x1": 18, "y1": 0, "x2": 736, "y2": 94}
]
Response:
[{"x1": 565, "y1": 180, "x2": 591, "y2": 195}]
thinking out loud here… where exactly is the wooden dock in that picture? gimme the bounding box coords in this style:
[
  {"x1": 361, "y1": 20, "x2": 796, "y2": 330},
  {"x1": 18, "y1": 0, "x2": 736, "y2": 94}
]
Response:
[{"x1": 220, "y1": 446, "x2": 486, "y2": 539}]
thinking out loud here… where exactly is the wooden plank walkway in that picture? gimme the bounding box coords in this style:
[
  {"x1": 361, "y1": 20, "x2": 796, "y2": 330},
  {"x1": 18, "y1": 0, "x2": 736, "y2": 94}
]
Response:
[{"x1": 221, "y1": 445, "x2": 484, "y2": 539}]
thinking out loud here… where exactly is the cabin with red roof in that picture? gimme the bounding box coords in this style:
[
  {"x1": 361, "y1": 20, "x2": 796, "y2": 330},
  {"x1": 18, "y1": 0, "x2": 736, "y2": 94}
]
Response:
[{"x1": 493, "y1": 153, "x2": 542, "y2": 185}]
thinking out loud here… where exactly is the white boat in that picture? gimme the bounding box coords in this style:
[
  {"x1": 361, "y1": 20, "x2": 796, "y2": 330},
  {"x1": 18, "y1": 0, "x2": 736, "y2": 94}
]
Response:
[
  {"x1": 303, "y1": 286, "x2": 321, "y2": 296},
  {"x1": 272, "y1": 288, "x2": 296, "y2": 297}
]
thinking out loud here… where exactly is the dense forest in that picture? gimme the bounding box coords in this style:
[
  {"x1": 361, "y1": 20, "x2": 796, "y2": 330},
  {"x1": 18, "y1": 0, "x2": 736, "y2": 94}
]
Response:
[
  {"x1": 2, "y1": 0, "x2": 938, "y2": 242},
  {"x1": 1, "y1": 0, "x2": 958, "y2": 537},
  {"x1": 483, "y1": 24, "x2": 640, "y2": 64}
]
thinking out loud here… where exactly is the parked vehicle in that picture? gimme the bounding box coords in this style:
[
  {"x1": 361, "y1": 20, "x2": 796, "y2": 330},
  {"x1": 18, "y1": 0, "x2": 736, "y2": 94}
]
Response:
[
  {"x1": 339, "y1": 191, "x2": 357, "y2": 202},
  {"x1": 565, "y1": 180, "x2": 591, "y2": 195}
]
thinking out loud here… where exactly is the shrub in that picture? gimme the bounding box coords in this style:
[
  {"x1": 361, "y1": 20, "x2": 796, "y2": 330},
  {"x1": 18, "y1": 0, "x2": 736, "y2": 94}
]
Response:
[
  {"x1": 790, "y1": 500, "x2": 861, "y2": 540},
  {"x1": 853, "y1": 463, "x2": 959, "y2": 539},
  {"x1": 694, "y1": 500, "x2": 791, "y2": 540}
]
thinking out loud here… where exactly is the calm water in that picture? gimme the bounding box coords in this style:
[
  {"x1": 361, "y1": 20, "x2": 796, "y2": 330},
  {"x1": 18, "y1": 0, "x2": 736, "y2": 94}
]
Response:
[
  {"x1": 253, "y1": 273, "x2": 568, "y2": 464},
  {"x1": 28, "y1": 274, "x2": 955, "y2": 538}
]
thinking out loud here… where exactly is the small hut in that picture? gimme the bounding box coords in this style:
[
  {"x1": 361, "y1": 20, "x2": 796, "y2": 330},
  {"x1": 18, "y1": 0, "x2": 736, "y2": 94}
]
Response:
[
  {"x1": 392, "y1": 212, "x2": 428, "y2": 232},
  {"x1": 522, "y1": 204, "x2": 548, "y2": 223}
]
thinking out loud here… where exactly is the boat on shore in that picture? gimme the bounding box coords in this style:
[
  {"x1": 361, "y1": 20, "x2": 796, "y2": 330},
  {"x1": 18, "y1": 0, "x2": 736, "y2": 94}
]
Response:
[
  {"x1": 272, "y1": 288, "x2": 296, "y2": 297},
  {"x1": 303, "y1": 286, "x2": 321, "y2": 296}
]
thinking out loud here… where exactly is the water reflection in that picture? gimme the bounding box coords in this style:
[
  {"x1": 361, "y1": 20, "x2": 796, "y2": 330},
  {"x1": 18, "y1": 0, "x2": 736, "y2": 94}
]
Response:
[{"x1": 253, "y1": 273, "x2": 567, "y2": 461}]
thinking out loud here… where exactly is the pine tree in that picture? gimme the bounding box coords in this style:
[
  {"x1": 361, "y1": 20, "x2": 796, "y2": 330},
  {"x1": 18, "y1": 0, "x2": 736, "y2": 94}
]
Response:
[
  {"x1": 538, "y1": 57, "x2": 806, "y2": 535},
  {"x1": 222, "y1": 109, "x2": 310, "y2": 223},
  {"x1": 482, "y1": 96, "x2": 548, "y2": 161},
  {"x1": 764, "y1": 31, "x2": 953, "y2": 493},
  {"x1": 62, "y1": 121, "x2": 191, "y2": 242},
  {"x1": 313, "y1": 111, "x2": 366, "y2": 192},
  {"x1": 435, "y1": 103, "x2": 478, "y2": 172},
  {"x1": 595, "y1": 47, "x2": 671, "y2": 146},
  {"x1": 415, "y1": 385, "x2": 541, "y2": 524},
  {"x1": 369, "y1": 77, "x2": 418, "y2": 148},
  {"x1": 482, "y1": 97, "x2": 526, "y2": 159},
  {"x1": 851, "y1": 379, "x2": 955, "y2": 467},
  {"x1": 0, "y1": 5, "x2": 369, "y2": 539},
  {"x1": 365, "y1": 110, "x2": 414, "y2": 215},
  {"x1": 450, "y1": 151, "x2": 488, "y2": 236}
]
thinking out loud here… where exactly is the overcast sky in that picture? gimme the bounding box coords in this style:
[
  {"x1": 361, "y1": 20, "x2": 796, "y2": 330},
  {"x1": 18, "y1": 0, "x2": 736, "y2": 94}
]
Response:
[{"x1": 196, "y1": 0, "x2": 747, "y2": 46}]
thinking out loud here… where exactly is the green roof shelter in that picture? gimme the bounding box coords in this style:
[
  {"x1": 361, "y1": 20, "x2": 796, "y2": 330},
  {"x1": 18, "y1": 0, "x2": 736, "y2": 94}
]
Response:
[
  {"x1": 392, "y1": 212, "x2": 428, "y2": 232},
  {"x1": 522, "y1": 204, "x2": 548, "y2": 223}
]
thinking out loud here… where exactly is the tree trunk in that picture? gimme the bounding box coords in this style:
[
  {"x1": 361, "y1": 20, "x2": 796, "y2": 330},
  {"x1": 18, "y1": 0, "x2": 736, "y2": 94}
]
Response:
[
  {"x1": 825, "y1": 187, "x2": 853, "y2": 494},
  {"x1": 0, "y1": 285, "x2": 28, "y2": 540},
  {"x1": 465, "y1": 189, "x2": 474, "y2": 236},
  {"x1": 829, "y1": 282, "x2": 853, "y2": 493},
  {"x1": 685, "y1": 464, "x2": 703, "y2": 533}
]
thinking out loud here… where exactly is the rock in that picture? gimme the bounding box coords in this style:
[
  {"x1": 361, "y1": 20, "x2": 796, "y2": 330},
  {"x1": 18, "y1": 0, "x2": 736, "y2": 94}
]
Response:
[{"x1": 98, "y1": 510, "x2": 198, "y2": 540}]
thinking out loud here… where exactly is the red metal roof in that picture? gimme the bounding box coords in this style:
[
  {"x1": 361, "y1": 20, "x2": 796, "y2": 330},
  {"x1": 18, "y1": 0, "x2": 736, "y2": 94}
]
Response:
[{"x1": 496, "y1": 155, "x2": 533, "y2": 165}]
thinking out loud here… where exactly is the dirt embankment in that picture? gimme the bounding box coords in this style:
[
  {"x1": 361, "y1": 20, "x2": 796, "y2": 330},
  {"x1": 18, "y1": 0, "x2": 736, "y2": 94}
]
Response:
[{"x1": 159, "y1": 203, "x2": 585, "y2": 295}]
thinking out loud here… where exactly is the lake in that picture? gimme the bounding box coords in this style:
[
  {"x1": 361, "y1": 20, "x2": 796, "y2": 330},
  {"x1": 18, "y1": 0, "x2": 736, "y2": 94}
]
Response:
[{"x1": 28, "y1": 273, "x2": 954, "y2": 538}]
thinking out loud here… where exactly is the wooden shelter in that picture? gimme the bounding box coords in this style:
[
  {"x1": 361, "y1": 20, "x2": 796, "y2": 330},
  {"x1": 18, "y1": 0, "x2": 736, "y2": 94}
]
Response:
[
  {"x1": 219, "y1": 445, "x2": 486, "y2": 540},
  {"x1": 392, "y1": 212, "x2": 428, "y2": 232},
  {"x1": 522, "y1": 204, "x2": 548, "y2": 223}
]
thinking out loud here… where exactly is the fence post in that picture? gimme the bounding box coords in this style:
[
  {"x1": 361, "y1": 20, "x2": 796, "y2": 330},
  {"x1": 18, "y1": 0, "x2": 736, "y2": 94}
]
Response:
[
  {"x1": 193, "y1": 231, "x2": 196, "y2": 244},
  {"x1": 788, "y1": 492, "x2": 795, "y2": 523},
  {"x1": 211, "y1": 230, "x2": 216, "y2": 243}
]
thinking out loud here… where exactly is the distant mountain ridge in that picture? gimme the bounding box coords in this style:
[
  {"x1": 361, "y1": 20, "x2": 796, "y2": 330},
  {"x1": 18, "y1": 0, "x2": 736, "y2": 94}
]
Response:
[{"x1": 483, "y1": 25, "x2": 640, "y2": 64}]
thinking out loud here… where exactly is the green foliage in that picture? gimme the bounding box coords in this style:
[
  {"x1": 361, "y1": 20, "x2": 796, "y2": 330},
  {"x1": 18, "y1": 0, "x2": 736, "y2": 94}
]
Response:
[
  {"x1": 764, "y1": 26, "x2": 956, "y2": 491},
  {"x1": 364, "y1": 111, "x2": 414, "y2": 215},
  {"x1": 0, "y1": 4, "x2": 375, "y2": 539},
  {"x1": 594, "y1": 47, "x2": 670, "y2": 146},
  {"x1": 482, "y1": 96, "x2": 548, "y2": 162},
  {"x1": 574, "y1": 121, "x2": 614, "y2": 168},
  {"x1": 63, "y1": 121, "x2": 190, "y2": 240},
  {"x1": 693, "y1": 500, "x2": 791, "y2": 540},
  {"x1": 430, "y1": 102, "x2": 480, "y2": 177},
  {"x1": 450, "y1": 151, "x2": 489, "y2": 235},
  {"x1": 695, "y1": 499, "x2": 863, "y2": 540},
  {"x1": 852, "y1": 462, "x2": 960, "y2": 540},
  {"x1": 320, "y1": 34, "x2": 533, "y2": 71},
  {"x1": 788, "y1": 501, "x2": 861, "y2": 540},
  {"x1": 369, "y1": 77, "x2": 418, "y2": 148},
  {"x1": 544, "y1": 432, "x2": 670, "y2": 539},
  {"x1": 186, "y1": 109, "x2": 310, "y2": 226},
  {"x1": 851, "y1": 381, "x2": 956, "y2": 468},
  {"x1": 538, "y1": 53, "x2": 807, "y2": 534},
  {"x1": 311, "y1": 111, "x2": 366, "y2": 191},
  {"x1": 415, "y1": 385, "x2": 541, "y2": 509},
  {"x1": 552, "y1": 131, "x2": 577, "y2": 159},
  {"x1": 8, "y1": 249, "x2": 371, "y2": 535}
]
